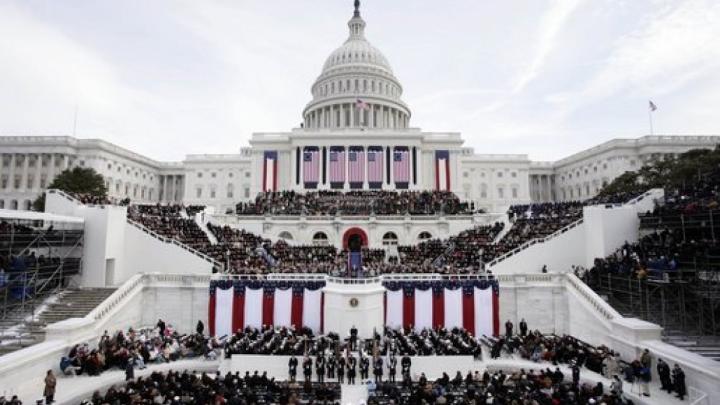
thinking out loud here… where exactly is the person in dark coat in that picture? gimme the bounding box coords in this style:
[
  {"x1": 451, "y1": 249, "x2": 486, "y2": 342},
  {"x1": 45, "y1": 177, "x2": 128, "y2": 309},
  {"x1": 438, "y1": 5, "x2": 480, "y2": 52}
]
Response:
[
  {"x1": 125, "y1": 360, "x2": 135, "y2": 381},
  {"x1": 373, "y1": 355, "x2": 383, "y2": 383},
  {"x1": 156, "y1": 319, "x2": 166, "y2": 336},
  {"x1": 347, "y1": 355, "x2": 357, "y2": 384},
  {"x1": 349, "y1": 326, "x2": 358, "y2": 350},
  {"x1": 400, "y1": 355, "x2": 412, "y2": 375},
  {"x1": 673, "y1": 364, "x2": 687, "y2": 400},
  {"x1": 568, "y1": 363, "x2": 579, "y2": 385},
  {"x1": 388, "y1": 355, "x2": 397, "y2": 383},
  {"x1": 316, "y1": 354, "x2": 325, "y2": 383},
  {"x1": 327, "y1": 355, "x2": 336, "y2": 379},
  {"x1": 505, "y1": 320, "x2": 513, "y2": 337},
  {"x1": 288, "y1": 356, "x2": 298, "y2": 382},
  {"x1": 519, "y1": 318, "x2": 528, "y2": 337},
  {"x1": 196, "y1": 320, "x2": 205, "y2": 335},
  {"x1": 302, "y1": 356, "x2": 313, "y2": 382},
  {"x1": 337, "y1": 355, "x2": 346, "y2": 384},
  {"x1": 657, "y1": 358, "x2": 672, "y2": 393},
  {"x1": 360, "y1": 355, "x2": 370, "y2": 379}
]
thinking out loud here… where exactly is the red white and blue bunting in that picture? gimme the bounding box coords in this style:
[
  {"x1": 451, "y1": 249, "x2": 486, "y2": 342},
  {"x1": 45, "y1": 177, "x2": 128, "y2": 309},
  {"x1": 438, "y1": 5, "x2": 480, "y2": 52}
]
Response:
[
  {"x1": 383, "y1": 280, "x2": 499, "y2": 337},
  {"x1": 209, "y1": 280, "x2": 325, "y2": 337}
]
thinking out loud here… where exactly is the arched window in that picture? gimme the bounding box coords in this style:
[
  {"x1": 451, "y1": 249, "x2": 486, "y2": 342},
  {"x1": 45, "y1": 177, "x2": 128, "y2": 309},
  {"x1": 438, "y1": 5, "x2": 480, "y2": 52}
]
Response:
[
  {"x1": 382, "y1": 232, "x2": 398, "y2": 246},
  {"x1": 313, "y1": 232, "x2": 329, "y2": 245},
  {"x1": 0, "y1": 200, "x2": 3, "y2": 209},
  {"x1": 23, "y1": 200, "x2": 31, "y2": 210},
  {"x1": 418, "y1": 231, "x2": 432, "y2": 241},
  {"x1": 278, "y1": 231, "x2": 294, "y2": 241},
  {"x1": 10, "y1": 200, "x2": 18, "y2": 210}
]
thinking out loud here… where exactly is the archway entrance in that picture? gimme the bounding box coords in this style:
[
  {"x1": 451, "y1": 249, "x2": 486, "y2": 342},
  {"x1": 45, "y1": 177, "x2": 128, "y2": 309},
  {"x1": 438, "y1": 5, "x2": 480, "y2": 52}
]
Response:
[{"x1": 342, "y1": 227, "x2": 368, "y2": 252}]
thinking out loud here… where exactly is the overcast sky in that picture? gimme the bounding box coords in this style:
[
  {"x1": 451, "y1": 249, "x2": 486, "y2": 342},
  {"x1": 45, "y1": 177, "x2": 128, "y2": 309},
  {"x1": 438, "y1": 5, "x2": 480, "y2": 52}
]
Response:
[{"x1": 1, "y1": 0, "x2": 719, "y2": 162}]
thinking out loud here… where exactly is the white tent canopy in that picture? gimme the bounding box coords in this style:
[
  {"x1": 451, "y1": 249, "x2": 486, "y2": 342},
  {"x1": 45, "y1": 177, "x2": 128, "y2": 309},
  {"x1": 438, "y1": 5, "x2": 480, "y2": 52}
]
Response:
[{"x1": 0, "y1": 209, "x2": 84, "y2": 224}]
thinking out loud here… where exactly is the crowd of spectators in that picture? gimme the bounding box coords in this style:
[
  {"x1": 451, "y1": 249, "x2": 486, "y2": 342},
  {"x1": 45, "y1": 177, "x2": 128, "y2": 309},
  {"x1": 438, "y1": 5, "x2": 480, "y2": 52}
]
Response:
[
  {"x1": 128, "y1": 205, "x2": 212, "y2": 252},
  {"x1": 60, "y1": 322, "x2": 219, "y2": 378},
  {"x1": 236, "y1": 191, "x2": 477, "y2": 216},
  {"x1": 82, "y1": 370, "x2": 340, "y2": 405},
  {"x1": 367, "y1": 367, "x2": 625, "y2": 405}
]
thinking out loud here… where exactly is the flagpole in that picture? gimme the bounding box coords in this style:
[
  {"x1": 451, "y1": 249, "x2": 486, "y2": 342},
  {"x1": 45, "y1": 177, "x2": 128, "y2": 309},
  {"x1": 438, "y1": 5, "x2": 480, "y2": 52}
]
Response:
[{"x1": 648, "y1": 109, "x2": 654, "y2": 136}]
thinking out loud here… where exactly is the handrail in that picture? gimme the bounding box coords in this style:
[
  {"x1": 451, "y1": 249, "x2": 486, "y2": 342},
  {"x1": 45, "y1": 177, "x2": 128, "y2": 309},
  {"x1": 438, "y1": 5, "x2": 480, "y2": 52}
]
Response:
[
  {"x1": 564, "y1": 273, "x2": 620, "y2": 322},
  {"x1": 487, "y1": 219, "x2": 584, "y2": 267},
  {"x1": 126, "y1": 219, "x2": 223, "y2": 269},
  {"x1": 87, "y1": 274, "x2": 144, "y2": 322}
]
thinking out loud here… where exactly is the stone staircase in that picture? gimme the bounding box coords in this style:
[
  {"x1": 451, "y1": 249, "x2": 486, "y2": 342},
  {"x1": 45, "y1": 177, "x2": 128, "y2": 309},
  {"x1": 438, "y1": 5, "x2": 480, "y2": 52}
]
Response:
[
  {"x1": 0, "y1": 288, "x2": 115, "y2": 355},
  {"x1": 663, "y1": 330, "x2": 720, "y2": 362}
]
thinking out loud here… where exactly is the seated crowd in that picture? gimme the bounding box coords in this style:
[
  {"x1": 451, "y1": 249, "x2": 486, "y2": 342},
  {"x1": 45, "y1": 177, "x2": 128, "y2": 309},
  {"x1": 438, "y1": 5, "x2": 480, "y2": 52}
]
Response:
[
  {"x1": 60, "y1": 320, "x2": 219, "y2": 378},
  {"x1": 82, "y1": 370, "x2": 340, "y2": 405},
  {"x1": 236, "y1": 191, "x2": 477, "y2": 216}
]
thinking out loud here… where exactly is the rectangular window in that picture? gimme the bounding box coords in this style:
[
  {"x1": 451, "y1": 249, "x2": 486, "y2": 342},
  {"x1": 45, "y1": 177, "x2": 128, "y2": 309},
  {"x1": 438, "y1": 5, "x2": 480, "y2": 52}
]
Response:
[
  {"x1": 512, "y1": 188, "x2": 518, "y2": 198},
  {"x1": 244, "y1": 187, "x2": 250, "y2": 198},
  {"x1": 196, "y1": 188, "x2": 202, "y2": 198},
  {"x1": 497, "y1": 188, "x2": 504, "y2": 199}
]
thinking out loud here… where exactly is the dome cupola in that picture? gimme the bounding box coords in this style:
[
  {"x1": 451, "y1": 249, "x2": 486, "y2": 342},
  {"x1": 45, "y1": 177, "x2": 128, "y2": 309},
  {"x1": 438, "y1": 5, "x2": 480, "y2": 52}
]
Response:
[{"x1": 303, "y1": 0, "x2": 410, "y2": 130}]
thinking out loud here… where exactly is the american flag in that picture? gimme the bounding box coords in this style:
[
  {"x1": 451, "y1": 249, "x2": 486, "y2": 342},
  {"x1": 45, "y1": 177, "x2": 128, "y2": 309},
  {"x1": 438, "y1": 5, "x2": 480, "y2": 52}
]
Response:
[
  {"x1": 649, "y1": 100, "x2": 657, "y2": 111},
  {"x1": 393, "y1": 149, "x2": 410, "y2": 183},
  {"x1": 368, "y1": 149, "x2": 383, "y2": 184},
  {"x1": 329, "y1": 148, "x2": 346, "y2": 184},
  {"x1": 303, "y1": 149, "x2": 319, "y2": 184},
  {"x1": 355, "y1": 99, "x2": 369, "y2": 111},
  {"x1": 348, "y1": 148, "x2": 365, "y2": 184}
]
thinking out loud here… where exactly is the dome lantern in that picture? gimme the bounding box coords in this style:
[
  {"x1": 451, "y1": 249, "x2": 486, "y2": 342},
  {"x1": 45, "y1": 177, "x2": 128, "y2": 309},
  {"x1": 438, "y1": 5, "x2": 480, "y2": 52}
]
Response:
[{"x1": 302, "y1": 0, "x2": 411, "y2": 131}]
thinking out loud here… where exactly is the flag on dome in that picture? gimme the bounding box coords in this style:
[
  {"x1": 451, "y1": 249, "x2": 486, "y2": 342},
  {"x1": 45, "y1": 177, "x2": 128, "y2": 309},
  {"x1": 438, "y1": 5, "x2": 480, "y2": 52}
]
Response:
[
  {"x1": 649, "y1": 100, "x2": 657, "y2": 111},
  {"x1": 356, "y1": 99, "x2": 369, "y2": 110}
]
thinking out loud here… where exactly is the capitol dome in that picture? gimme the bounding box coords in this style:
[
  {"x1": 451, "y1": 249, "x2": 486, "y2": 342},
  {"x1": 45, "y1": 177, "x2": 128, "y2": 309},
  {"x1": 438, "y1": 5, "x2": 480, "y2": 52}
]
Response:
[{"x1": 303, "y1": 1, "x2": 411, "y2": 130}]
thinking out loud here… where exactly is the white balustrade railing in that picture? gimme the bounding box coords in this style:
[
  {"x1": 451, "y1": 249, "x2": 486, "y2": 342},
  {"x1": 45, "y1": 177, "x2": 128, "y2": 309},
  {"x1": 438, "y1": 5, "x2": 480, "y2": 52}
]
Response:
[{"x1": 564, "y1": 273, "x2": 620, "y2": 322}]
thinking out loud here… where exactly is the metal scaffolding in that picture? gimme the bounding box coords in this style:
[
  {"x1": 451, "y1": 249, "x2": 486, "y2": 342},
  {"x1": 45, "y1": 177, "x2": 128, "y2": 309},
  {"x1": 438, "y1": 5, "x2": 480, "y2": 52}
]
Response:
[{"x1": 0, "y1": 218, "x2": 84, "y2": 332}]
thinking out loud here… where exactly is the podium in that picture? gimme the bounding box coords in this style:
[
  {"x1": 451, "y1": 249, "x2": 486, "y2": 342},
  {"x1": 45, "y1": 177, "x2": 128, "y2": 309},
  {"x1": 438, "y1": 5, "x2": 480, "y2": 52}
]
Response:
[{"x1": 322, "y1": 276, "x2": 384, "y2": 339}]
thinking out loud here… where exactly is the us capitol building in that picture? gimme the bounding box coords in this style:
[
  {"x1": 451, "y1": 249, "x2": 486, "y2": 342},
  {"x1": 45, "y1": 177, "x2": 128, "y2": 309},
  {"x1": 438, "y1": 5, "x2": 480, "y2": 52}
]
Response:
[{"x1": 1, "y1": 2, "x2": 717, "y2": 214}]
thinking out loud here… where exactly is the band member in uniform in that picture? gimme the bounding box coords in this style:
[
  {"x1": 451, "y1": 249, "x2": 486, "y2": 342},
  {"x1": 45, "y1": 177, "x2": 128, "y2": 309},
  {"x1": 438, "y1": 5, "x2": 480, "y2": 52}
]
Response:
[
  {"x1": 302, "y1": 355, "x2": 313, "y2": 382},
  {"x1": 337, "y1": 355, "x2": 346, "y2": 384},
  {"x1": 347, "y1": 355, "x2": 357, "y2": 385},
  {"x1": 327, "y1": 354, "x2": 336, "y2": 380},
  {"x1": 360, "y1": 354, "x2": 370, "y2": 380},
  {"x1": 373, "y1": 355, "x2": 384, "y2": 383},
  {"x1": 316, "y1": 353, "x2": 326, "y2": 383},
  {"x1": 288, "y1": 355, "x2": 298, "y2": 382},
  {"x1": 388, "y1": 355, "x2": 397, "y2": 383}
]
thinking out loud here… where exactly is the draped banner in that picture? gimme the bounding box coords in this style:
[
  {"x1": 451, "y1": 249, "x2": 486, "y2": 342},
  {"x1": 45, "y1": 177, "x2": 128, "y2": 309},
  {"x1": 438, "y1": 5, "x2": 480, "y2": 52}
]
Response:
[
  {"x1": 303, "y1": 147, "x2": 320, "y2": 188},
  {"x1": 384, "y1": 280, "x2": 500, "y2": 337},
  {"x1": 263, "y1": 151, "x2": 278, "y2": 192},
  {"x1": 435, "y1": 150, "x2": 450, "y2": 191},
  {"x1": 209, "y1": 280, "x2": 325, "y2": 336}
]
